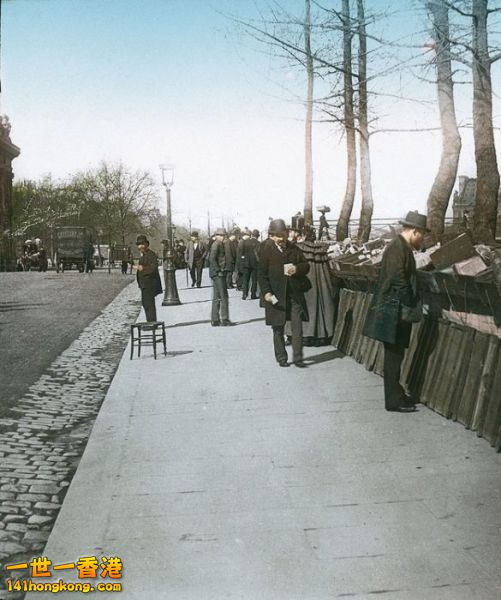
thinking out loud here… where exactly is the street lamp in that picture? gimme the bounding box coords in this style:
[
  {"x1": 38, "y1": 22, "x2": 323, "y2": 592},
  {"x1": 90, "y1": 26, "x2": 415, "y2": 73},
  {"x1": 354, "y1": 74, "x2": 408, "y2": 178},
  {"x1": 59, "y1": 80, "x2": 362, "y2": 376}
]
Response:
[{"x1": 159, "y1": 163, "x2": 181, "y2": 306}]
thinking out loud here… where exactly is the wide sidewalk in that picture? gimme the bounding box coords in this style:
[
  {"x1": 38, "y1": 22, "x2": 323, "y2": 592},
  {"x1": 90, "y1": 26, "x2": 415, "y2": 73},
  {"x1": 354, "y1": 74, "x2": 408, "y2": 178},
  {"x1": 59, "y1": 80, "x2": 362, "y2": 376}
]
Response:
[{"x1": 30, "y1": 273, "x2": 501, "y2": 599}]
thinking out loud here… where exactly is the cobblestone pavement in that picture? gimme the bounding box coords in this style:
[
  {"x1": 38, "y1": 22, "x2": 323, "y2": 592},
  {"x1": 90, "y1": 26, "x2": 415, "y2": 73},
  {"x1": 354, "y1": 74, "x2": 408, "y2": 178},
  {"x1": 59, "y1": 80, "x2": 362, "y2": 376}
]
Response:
[
  {"x1": 0, "y1": 282, "x2": 140, "y2": 599},
  {"x1": 0, "y1": 270, "x2": 134, "y2": 414}
]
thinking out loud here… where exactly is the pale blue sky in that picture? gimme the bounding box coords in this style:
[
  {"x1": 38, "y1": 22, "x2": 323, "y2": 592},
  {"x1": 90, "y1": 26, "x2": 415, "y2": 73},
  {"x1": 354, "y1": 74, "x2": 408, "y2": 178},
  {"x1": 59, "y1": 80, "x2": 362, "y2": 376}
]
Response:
[{"x1": 2, "y1": 0, "x2": 500, "y2": 232}]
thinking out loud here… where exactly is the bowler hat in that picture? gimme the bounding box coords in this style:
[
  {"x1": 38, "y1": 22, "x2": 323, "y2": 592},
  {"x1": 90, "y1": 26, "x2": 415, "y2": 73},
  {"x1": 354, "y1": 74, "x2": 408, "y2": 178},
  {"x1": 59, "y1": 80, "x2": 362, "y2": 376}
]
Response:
[
  {"x1": 268, "y1": 219, "x2": 287, "y2": 234},
  {"x1": 136, "y1": 234, "x2": 149, "y2": 245},
  {"x1": 399, "y1": 211, "x2": 430, "y2": 232},
  {"x1": 252, "y1": 229, "x2": 260, "y2": 238},
  {"x1": 215, "y1": 227, "x2": 227, "y2": 236},
  {"x1": 191, "y1": 231, "x2": 199, "y2": 237}
]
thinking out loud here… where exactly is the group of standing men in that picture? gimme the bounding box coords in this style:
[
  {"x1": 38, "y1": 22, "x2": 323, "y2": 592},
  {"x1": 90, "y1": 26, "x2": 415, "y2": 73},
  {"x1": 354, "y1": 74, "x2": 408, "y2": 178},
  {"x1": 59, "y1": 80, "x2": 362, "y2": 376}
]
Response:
[{"x1": 205, "y1": 227, "x2": 261, "y2": 326}]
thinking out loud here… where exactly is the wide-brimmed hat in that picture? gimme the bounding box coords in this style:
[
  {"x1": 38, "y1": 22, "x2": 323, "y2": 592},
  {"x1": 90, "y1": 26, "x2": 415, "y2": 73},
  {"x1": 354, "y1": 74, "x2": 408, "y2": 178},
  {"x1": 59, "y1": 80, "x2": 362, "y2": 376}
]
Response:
[
  {"x1": 136, "y1": 234, "x2": 149, "y2": 245},
  {"x1": 268, "y1": 219, "x2": 287, "y2": 235},
  {"x1": 191, "y1": 231, "x2": 199, "y2": 237},
  {"x1": 215, "y1": 227, "x2": 227, "y2": 236},
  {"x1": 399, "y1": 211, "x2": 430, "y2": 232}
]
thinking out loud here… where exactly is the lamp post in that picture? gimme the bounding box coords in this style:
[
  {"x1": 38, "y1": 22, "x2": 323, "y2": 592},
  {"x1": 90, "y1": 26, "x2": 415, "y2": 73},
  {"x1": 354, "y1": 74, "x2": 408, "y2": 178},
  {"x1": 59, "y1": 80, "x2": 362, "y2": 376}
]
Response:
[{"x1": 159, "y1": 164, "x2": 181, "y2": 306}]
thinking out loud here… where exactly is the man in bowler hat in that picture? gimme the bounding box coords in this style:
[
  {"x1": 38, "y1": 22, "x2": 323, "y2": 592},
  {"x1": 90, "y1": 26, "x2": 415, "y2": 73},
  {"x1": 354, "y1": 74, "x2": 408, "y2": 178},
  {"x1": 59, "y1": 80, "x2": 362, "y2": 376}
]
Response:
[
  {"x1": 209, "y1": 228, "x2": 234, "y2": 326},
  {"x1": 240, "y1": 229, "x2": 261, "y2": 300},
  {"x1": 134, "y1": 234, "x2": 162, "y2": 322},
  {"x1": 363, "y1": 211, "x2": 429, "y2": 412},
  {"x1": 185, "y1": 231, "x2": 207, "y2": 288},
  {"x1": 258, "y1": 219, "x2": 310, "y2": 367}
]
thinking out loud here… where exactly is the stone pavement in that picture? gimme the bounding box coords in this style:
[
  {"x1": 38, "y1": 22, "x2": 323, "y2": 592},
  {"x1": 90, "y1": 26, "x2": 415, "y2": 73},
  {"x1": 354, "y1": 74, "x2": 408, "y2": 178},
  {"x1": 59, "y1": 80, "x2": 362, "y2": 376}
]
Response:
[{"x1": 23, "y1": 274, "x2": 501, "y2": 599}]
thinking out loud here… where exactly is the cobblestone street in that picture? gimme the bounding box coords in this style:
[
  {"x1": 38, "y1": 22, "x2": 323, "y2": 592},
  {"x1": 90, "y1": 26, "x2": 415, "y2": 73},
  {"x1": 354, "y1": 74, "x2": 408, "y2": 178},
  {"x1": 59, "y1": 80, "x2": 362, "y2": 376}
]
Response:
[
  {"x1": 0, "y1": 271, "x2": 134, "y2": 413},
  {"x1": 0, "y1": 277, "x2": 140, "y2": 599}
]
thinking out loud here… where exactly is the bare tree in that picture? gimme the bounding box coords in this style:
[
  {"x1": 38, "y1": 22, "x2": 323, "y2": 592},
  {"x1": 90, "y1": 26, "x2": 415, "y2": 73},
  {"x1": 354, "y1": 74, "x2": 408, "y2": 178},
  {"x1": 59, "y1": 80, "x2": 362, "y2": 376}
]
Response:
[
  {"x1": 425, "y1": 0, "x2": 462, "y2": 235},
  {"x1": 82, "y1": 162, "x2": 159, "y2": 245},
  {"x1": 304, "y1": 0, "x2": 314, "y2": 226},
  {"x1": 471, "y1": 0, "x2": 499, "y2": 243},
  {"x1": 336, "y1": 0, "x2": 357, "y2": 241},
  {"x1": 356, "y1": 0, "x2": 374, "y2": 242}
]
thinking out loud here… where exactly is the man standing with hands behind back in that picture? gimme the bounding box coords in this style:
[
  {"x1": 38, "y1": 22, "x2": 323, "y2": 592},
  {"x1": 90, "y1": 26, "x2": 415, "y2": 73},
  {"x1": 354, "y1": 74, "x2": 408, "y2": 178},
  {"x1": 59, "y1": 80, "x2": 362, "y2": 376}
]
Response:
[
  {"x1": 134, "y1": 234, "x2": 162, "y2": 322},
  {"x1": 258, "y1": 219, "x2": 310, "y2": 368}
]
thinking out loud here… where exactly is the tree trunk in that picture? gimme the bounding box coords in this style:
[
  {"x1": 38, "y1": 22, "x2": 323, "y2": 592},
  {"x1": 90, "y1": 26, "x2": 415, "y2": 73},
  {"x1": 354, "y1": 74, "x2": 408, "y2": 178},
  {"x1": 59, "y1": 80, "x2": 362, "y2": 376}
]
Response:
[
  {"x1": 304, "y1": 0, "x2": 314, "y2": 227},
  {"x1": 426, "y1": 1, "x2": 461, "y2": 235},
  {"x1": 337, "y1": 0, "x2": 356, "y2": 242},
  {"x1": 356, "y1": 0, "x2": 373, "y2": 243},
  {"x1": 471, "y1": 0, "x2": 499, "y2": 244}
]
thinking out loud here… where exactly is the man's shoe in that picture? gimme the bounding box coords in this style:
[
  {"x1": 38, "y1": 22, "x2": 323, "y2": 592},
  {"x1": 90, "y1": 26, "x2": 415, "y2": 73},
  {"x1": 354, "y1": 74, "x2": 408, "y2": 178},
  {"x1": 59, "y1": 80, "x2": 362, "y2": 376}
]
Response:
[
  {"x1": 278, "y1": 360, "x2": 290, "y2": 367},
  {"x1": 386, "y1": 405, "x2": 417, "y2": 413},
  {"x1": 250, "y1": 295, "x2": 259, "y2": 299},
  {"x1": 196, "y1": 284, "x2": 201, "y2": 288},
  {"x1": 211, "y1": 321, "x2": 221, "y2": 327},
  {"x1": 293, "y1": 360, "x2": 307, "y2": 368},
  {"x1": 221, "y1": 320, "x2": 236, "y2": 326},
  {"x1": 400, "y1": 393, "x2": 418, "y2": 407},
  {"x1": 191, "y1": 283, "x2": 195, "y2": 288},
  {"x1": 242, "y1": 295, "x2": 248, "y2": 300}
]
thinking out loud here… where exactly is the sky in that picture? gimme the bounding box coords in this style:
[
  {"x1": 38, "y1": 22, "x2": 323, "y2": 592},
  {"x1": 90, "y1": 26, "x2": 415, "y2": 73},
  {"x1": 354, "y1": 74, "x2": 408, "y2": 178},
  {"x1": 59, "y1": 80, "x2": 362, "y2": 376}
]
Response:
[{"x1": 2, "y1": 0, "x2": 501, "y2": 234}]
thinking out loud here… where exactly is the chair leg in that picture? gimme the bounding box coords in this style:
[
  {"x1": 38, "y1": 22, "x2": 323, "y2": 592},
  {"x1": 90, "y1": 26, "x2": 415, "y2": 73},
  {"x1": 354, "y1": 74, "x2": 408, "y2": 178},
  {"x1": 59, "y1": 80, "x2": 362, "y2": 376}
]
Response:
[
  {"x1": 162, "y1": 325, "x2": 167, "y2": 356},
  {"x1": 153, "y1": 328, "x2": 157, "y2": 359},
  {"x1": 138, "y1": 329, "x2": 141, "y2": 357},
  {"x1": 130, "y1": 326, "x2": 134, "y2": 359}
]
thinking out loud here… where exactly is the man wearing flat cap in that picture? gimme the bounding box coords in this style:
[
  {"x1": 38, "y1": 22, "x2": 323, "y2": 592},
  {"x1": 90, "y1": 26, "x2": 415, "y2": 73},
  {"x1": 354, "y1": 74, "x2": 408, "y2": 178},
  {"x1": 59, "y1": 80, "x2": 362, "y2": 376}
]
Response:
[
  {"x1": 258, "y1": 219, "x2": 310, "y2": 367},
  {"x1": 209, "y1": 228, "x2": 233, "y2": 326},
  {"x1": 363, "y1": 211, "x2": 429, "y2": 412},
  {"x1": 134, "y1": 234, "x2": 162, "y2": 322}
]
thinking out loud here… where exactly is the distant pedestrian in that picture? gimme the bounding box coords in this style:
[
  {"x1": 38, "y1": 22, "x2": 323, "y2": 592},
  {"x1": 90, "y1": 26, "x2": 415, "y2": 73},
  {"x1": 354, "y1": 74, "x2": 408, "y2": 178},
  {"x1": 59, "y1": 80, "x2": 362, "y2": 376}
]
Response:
[
  {"x1": 363, "y1": 211, "x2": 429, "y2": 412},
  {"x1": 241, "y1": 229, "x2": 260, "y2": 300},
  {"x1": 185, "y1": 231, "x2": 207, "y2": 288},
  {"x1": 258, "y1": 219, "x2": 310, "y2": 368},
  {"x1": 209, "y1": 228, "x2": 234, "y2": 326},
  {"x1": 134, "y1": 234, "x2": 162, "y2": 322},
  {"x1": 224, "y1": 232, "x2": 237, "y2": 288}
]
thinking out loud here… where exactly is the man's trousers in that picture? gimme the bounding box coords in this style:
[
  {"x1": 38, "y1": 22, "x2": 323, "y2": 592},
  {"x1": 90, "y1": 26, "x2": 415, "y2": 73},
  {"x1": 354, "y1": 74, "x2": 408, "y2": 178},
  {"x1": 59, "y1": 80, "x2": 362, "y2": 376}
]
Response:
[
  {"x1": 141, "y1": 288, "x2": 157, "y2": 322},
  {"x1": 242, "y1": 267, "x2": 258, "y2": 298},
  {"x1": 272, "y1": 298, "x2": 303, "y2": 364},
  {"x1": 190, "y1": 259, "x2": 204, "y2": 287},
  {"x1": 383, "y1": 341, "x2": 406, "y2": 410},
  {"x1": 211, "y1": 275, "x2": 229, "y2": 323}
]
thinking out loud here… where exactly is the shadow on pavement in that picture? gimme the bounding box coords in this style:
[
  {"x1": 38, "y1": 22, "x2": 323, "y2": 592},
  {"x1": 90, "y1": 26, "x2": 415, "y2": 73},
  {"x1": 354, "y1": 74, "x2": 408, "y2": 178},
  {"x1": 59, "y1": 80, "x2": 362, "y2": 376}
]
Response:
[
  {"x1": 180, "y1": 299, "x2": 212, "y2": 305},
  {"x1": 305, "y1": 349, "x2": 345, "y2": 365},
  {"x1": 166, "y1": 319, "x2": 212, "y2": 328},
  {"x1": 130, "y1": 350, "x2": 194, "y2": 361},
  {"x1": 235, "y1": 317, "x2": 265, "y2": 325}
]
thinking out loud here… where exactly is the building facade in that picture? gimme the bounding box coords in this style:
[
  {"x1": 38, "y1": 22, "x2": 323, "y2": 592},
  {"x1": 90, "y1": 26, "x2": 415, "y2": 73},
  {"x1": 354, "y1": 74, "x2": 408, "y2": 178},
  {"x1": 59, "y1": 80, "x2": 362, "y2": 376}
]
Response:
[{"x1": 0, "y1": 116, "x2": 20, "y2": 271}]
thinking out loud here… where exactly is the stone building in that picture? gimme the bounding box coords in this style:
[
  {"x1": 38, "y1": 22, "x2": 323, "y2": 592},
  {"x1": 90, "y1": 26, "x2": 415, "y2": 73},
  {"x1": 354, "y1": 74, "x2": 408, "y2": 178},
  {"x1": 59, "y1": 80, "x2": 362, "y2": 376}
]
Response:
[{"x1": 0, "y1": 115, "x2": 20, "y2": 271}]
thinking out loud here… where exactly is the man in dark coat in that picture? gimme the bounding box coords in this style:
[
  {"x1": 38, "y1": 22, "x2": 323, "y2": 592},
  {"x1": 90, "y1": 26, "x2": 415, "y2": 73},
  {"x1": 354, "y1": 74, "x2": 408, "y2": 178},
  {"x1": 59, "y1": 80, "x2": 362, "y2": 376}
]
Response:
[
  {"x1": 258, "y1": 219, "x2": 310, "y2": 367},
  {"x1": 185, "y1": 231, "x2": 207, "y2": 288},
  {"x1": 209, "y1": 228, "x2": 233, "y2": 326},
  {"x1": 135, "y1": 234, "x2": 162, "y2": 322},
  {"x1": 241, "y1": 229, "x2": 261, "y2": 300},
  {"x1": 363, "y1": 211, "x2": 429, "y2": 412},
  {"x1": 224, "y1": 232, "x2": 238, "y2": 288}
]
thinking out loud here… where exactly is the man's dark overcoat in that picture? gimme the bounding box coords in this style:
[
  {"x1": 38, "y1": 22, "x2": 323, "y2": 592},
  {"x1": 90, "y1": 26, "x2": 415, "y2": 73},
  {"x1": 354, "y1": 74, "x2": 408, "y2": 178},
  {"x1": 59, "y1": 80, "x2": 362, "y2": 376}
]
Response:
[
  {"x1": 363, "y1": 235, "x2": 418, "y2": 347},
  {"x1": 209, "y1": 239, "x2": 226, "y2": 278},
  {"x1": 240, "y1": 237, "x2": 260, "y2": 270},
  {"x1": 136, "y1": 248, "x2": 162, "y2": 295},
  {"x1": 258, "y1": 238, "x2": 310, "y2": 327}
]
